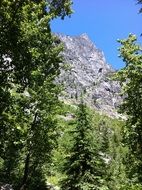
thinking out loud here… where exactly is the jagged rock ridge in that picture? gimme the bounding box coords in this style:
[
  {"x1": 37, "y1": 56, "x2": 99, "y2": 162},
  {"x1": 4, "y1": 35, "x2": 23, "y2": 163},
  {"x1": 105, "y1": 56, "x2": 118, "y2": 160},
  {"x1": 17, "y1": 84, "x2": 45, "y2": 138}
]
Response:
[{"x1": 57, "y1": 33, "x2": 122, "y2": 118}]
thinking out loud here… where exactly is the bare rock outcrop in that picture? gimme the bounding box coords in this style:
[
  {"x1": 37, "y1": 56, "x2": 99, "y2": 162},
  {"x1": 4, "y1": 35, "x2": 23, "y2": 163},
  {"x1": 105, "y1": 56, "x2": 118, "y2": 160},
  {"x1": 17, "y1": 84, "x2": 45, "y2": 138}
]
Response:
[{"x1": 56, "y1": 33, "x2": 122, "y2": 118}]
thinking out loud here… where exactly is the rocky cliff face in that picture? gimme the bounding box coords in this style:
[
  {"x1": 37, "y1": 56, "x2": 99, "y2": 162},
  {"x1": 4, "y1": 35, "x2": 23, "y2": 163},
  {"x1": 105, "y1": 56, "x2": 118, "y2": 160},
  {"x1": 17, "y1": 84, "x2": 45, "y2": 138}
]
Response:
[{"x1": 57, "y1": 33, "x2": 122, "y2": 118}]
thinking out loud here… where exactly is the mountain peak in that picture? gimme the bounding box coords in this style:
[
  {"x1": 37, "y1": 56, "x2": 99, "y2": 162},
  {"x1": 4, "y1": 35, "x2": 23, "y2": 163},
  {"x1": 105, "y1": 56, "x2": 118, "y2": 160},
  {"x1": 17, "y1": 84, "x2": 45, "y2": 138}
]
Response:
[
  {"x1": 79, "y1": 33, "x2": 90, "y2": 39},
  {"x1": 56, "y1": 33, "x2": 121, "y2": 118}
]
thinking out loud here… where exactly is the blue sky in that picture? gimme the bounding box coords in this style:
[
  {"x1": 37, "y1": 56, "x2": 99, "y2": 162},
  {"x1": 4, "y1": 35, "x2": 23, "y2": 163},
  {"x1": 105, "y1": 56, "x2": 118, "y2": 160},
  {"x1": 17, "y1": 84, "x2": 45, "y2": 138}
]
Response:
[{"x1": 51, "y1": 0, "x2": 142, "y2": 69}]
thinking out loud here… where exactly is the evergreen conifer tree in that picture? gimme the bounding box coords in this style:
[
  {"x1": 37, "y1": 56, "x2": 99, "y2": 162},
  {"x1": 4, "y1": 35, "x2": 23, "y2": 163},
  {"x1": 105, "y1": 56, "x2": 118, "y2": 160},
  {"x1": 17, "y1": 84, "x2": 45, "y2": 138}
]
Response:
[{"x1": 61, "y1": 101, "x2": 106, "y2": 190}]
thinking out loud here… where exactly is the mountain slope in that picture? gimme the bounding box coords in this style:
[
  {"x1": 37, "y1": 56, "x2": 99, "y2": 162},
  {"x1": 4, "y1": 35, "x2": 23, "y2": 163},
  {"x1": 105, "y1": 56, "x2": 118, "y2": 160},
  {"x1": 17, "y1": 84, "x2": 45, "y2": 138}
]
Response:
[{"x1": 57, "y1": 33, "x2": 122, "y2": 118}]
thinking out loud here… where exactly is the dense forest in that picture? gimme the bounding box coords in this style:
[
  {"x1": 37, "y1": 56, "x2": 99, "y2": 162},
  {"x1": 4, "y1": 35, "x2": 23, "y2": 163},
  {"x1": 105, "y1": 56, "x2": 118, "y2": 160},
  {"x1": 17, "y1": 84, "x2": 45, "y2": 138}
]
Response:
[{"x1": 0, "y1": 0, "x2": 142, "y2": 190}]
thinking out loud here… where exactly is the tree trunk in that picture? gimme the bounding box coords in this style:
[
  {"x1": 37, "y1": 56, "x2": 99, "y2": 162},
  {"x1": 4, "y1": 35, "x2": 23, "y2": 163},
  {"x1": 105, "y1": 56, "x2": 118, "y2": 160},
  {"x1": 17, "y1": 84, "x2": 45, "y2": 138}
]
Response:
[
  {"x1": 20, "y1": 113, "x2": 38, "y2": 190},
  {"x1": 20, "y1": 153, "x2": 30, "y2": 190}
]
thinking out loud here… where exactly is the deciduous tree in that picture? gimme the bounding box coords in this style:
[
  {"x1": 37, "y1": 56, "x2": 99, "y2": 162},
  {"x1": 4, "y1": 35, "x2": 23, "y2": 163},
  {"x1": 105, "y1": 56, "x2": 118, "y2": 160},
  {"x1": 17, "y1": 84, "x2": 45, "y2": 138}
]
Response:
[
  {"x1": 117, "y1": 34, "x2": 142, "y2": 183},
  {"x1": 0, "y1": 0, "x2": 72, "y2": 189}
]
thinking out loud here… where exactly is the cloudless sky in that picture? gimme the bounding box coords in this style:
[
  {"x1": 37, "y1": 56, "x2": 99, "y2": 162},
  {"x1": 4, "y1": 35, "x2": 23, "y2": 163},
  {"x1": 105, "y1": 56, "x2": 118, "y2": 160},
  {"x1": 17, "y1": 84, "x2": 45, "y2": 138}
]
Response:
[{"x1": 51, "y1": 0, "x2": 142, "y2": 69}]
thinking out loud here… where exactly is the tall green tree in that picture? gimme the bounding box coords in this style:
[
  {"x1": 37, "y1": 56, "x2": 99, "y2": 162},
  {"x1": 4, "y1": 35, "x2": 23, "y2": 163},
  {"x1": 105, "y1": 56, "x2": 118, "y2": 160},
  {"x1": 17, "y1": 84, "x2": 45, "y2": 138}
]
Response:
[
  {"x1": 107, "y1": 129, "x2": 127, "y2": 190},
  {"x1": 0, "y1": 0, "x2": 72, "y2": 113},
  {"x1": 60, "y1": 102, "x2": 106, "y2": 190},
  {"x1": 0, "y1": 0, "x2": 72, "y2": 189},
  {"x1": 97, "y1": 117, "x2": 128, "y2": 190},
  {"x1": 137, "y1": 0, "x2": 142, "y2": 13},
  {"x1": 116, "y1": 34, "x2": 142, "y2": 183}
]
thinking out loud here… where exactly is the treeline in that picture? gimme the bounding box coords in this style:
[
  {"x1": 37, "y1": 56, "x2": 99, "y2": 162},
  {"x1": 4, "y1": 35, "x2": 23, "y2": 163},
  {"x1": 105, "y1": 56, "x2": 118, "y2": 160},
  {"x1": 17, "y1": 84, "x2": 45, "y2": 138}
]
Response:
[{"x1": 0, "y1": 0, "x2": 142, "y2": 190}]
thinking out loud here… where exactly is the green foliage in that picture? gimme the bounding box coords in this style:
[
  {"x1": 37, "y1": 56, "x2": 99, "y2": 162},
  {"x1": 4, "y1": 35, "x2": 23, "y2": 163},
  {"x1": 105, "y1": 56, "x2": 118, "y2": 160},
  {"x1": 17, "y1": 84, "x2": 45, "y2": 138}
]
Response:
[
  {"x1": 60, "y1": 102, "x2": 107, "y2": 190},
  {"x1": 116, "y1": 34, "x2": 142, "y2": 184},
  {"x1": 47, "y1": 102, "x2": 127, "y2": 190},
  {"x1": 120, "y1": 183, "x2": 142, "y2": 190},
  {"x1": 47, "y1": 0, "x2": 73, "y2": 19},
  {"x1": 106, "y1": 128, "x2": 128, "y2": 190},
  {"x1": 94, "y1": 114, "x2": 128, "y2": 190},
  {"x1": 0, "y1": 0, "x2": 72, "y2": 189},
  {"x1": 137, "y1": 0, "x2": 142, "y2": 13}
]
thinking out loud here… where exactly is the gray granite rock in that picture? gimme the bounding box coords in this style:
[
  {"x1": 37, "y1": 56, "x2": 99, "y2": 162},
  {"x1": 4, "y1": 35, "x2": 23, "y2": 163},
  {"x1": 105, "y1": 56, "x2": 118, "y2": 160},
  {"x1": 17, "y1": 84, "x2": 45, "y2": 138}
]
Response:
[{"x1": 56, "y1": 33, "x2": 122, "y2": 118}]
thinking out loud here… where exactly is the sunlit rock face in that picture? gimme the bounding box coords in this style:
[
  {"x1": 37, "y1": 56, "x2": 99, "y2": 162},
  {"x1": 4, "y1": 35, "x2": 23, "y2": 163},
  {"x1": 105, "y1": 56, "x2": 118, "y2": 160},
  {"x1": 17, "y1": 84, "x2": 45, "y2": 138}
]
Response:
[{"x1": 56, "y1": 33, "x2": 122, "y2": 118}]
